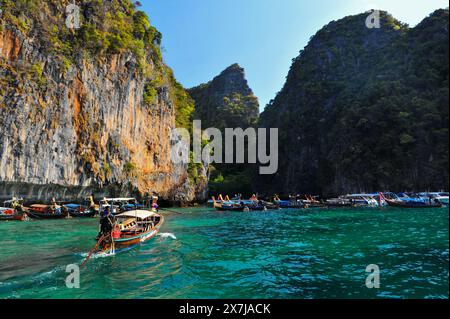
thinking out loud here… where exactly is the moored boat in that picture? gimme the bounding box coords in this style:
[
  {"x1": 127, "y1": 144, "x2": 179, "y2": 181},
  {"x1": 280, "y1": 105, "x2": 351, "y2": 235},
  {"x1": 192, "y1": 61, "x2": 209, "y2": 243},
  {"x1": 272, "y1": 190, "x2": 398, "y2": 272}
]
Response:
[
  {"x1": 212, "y1": 197, "x2": 245, "y2": 211},
  {"x1": 384, "y1": 198, "x2": 442, "y2": 208},
  {"x1": 325, "y1": 198, "x2": 354, "y2": 208},
  {"x1": 382, "y1": 193, "x2": 443, "y2": 208},
  {"x1": 26, "y1": 204, "x2": 68, "y2": 219},
  {"x1": 0, "y1": 207, "x2": 27, "y2": 221},
  {"x1": 99, "y1": 198, "x2": 143, "y2": 215},
  {"x1": 341, "y1": 194, "x2": 382, "y2": 207},
  {"x1": 0, "y1": 198, "x2": 28, "y2": 221},
  {"x1": 418, "y1": 192, "x2": 449, "y2": 207},
  {"x1": 273, "y1": 195, "x2": 305, "y2": 209},
  {"x1": 64, "y1": 204, "x2": 97, "y2": 218}
]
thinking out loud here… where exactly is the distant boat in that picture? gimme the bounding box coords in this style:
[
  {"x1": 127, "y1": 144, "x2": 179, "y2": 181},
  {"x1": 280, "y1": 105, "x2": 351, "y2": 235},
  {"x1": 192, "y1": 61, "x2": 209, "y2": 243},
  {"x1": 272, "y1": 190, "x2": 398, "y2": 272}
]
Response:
[
  {"x1": 99, "y1": 198, "x2": 144, "y2": 215},
  {"x1": 325, "y1": 198, "x2": 354, "y2": 208},
  {"x1": 0, "y1": 199, "x2": 28, "y2": 221},
  {"x1": 381, "y1": 193, "x2": 443, "y2": 209},
  {"x1": 418, "y1": 192, "x2": 449, "y2": 207},
  {"x1": 272, "y1": 195, "x2": 305, "y2": 209},
  {"x1": 26, "y1": 204, "x2": 68, "y2": 219},
  {"x1": 0, "y1": 207, "x2": 27, "y2": 221},
  {"x1": 341, "y1": 194, "x2": 382, "y2": 207},
  {"x1": 384, "y1": 198, "x2": 442, "y2": 208},
  {"x1": 212, "y1": 197, "x2": 245, "y2": 211},
  {"x1": 64, "y1": 204, "x2": 97, "y2": 218}
]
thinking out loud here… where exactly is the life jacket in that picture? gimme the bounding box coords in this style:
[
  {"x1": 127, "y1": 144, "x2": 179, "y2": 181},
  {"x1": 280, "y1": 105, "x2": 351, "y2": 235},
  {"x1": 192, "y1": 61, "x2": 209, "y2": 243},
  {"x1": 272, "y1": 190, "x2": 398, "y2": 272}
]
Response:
[{"x1": 112, "y1": 225, "x2": 121, "y2": 239}]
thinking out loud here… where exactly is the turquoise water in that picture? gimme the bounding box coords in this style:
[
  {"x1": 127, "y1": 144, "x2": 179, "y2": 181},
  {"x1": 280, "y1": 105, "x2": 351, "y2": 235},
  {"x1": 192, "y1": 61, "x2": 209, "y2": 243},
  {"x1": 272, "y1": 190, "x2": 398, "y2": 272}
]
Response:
[{"x1": 0, "y1": 207, "x2": 448, "y2": 299}]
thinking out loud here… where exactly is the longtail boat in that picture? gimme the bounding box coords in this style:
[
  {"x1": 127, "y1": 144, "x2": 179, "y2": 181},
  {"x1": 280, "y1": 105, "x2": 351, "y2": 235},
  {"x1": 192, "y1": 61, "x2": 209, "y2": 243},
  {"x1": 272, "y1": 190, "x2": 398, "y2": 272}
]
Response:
[
  {"x1": 273, "y1": 199, "x2": 305, "y2": 209},
  {"x1": 26, "y1": 204, "x2": 68, "y2": 219},
  {"x1": 99, "y1": 198, "x2": 143, "y2": 215},
  {"x1": 384, "y1": 198, "x2": 443, "y2": 209},
  {"x1": 380, "y1": 193, "x2": 443, "y2": 209},
  {"x1": 0, "y1": 207, "x2": 28, "y2": 221},
  {"x1": 212, "y1": 197, "x2": 245, "y2": 211},
  {"x1": 64, "y1": 204, "x2": 97, "y2": 218},
  {"x1": 325, "y1": 198, "x2": 354, "y2": 208},
  {"x1": 96, "y1": 210, "x2": 164, "y2": 254}
]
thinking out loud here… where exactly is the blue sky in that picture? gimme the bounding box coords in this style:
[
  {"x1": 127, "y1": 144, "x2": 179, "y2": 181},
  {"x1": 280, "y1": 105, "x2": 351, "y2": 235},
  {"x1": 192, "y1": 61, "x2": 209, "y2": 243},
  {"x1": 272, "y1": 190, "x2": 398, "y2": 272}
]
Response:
[{"x1": 142, "y1": 0, "x2": 448, "y2": 111}]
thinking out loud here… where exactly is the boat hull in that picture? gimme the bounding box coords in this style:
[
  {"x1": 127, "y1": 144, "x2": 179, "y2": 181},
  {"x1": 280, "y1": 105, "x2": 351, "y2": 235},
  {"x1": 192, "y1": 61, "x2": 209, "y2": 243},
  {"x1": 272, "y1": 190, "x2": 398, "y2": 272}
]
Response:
[
  {"x1": 68, "y1": 211, "x2": 97, "y2": 218},
  {"x1": 97, "y1": 215, "x2": 164, "y2": 254},
  {"x1": 64, "y1": 205, "x2": 97, "y2": 218},
  {"x1": 385, "y1": 199, "x2": 442, "y2": 209},
  {"x1": 216, "y1": 206, "x2": 245, "y2": 212},
  {"x1": 0, "y1": 210, "x2": 27, "y2": 221},
  {"x1": 26, "y1": 209, "x2": 68, "y2": 219}
]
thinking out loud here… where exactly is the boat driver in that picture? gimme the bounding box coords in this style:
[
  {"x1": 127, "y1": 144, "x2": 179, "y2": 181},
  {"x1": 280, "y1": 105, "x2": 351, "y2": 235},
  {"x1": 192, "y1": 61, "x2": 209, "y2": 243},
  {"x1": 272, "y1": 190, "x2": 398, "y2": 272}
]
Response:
[
  {"x1": 97, "y1": 206, "x2": 115, "y2": 241},
  {"x1": 88, "y1": 194, "x2": 96, "y2": 212},
  {"x1": 51, "y1": 197, "x2": 58, "y2": 214},
  {"x1": 11, "y1": 197, "x2": 22, "y2": 212}
]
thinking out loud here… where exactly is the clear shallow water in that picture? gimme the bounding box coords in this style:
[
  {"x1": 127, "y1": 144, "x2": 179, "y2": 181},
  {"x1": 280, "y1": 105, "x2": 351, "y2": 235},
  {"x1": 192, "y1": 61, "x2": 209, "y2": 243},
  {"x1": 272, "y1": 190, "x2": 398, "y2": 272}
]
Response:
[{"x1": 0, "y1": 207, "x2": 448, "y2": 299}]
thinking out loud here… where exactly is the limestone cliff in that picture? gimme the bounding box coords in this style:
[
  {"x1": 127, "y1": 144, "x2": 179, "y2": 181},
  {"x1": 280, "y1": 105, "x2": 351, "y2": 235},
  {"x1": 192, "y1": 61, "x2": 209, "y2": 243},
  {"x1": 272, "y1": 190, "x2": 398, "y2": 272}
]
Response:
[
  {"x1": 189, "y1": 63, "x2": 259, "y2": 130},
  {"x1": 258, "y1": 10, "x2": 449, "y2": 196},
  {"x1": 0, "y1": 0, "x2": 207, "y2": 203},
  {"x1": 189, "y1": 64, "x2": 259, "y2": 196}
]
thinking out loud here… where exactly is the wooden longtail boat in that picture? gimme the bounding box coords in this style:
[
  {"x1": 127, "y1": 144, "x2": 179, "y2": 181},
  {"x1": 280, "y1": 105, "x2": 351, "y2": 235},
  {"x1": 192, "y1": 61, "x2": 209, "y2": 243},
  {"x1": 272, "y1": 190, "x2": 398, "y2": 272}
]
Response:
[
  {"x1": 96, "y1": 210, "x2": 164, "y2": 254},
  {"x1": 64, "y1": 204, "x2": 97, "y2": 218},
  {"x1": 26, "y1": 204, "x2": 68, "y2": 219},
  {"x1": 0, "y1": 208, "x2": 27, "y2": 221},
  {"x1": 211, "y1": 197, "x2": 245, "y2": 211},
  {"x1": 384, "y1": 198, "x2": 443, "y2": 209}
]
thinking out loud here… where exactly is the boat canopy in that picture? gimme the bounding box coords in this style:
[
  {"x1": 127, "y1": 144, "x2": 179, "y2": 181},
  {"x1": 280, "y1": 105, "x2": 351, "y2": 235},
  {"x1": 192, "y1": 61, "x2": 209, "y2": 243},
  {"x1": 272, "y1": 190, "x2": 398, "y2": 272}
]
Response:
[
  {"x1": 116, "y1": 210, "x2": 159, "y2": 220},
  {"x1": 102, "y1": 198, "x2": 136, "y2": 202}
]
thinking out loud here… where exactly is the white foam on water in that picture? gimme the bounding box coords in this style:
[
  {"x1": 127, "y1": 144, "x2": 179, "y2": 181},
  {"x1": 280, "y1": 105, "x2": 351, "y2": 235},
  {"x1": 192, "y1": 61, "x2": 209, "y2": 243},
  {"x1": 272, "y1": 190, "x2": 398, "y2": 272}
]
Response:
[
  {"x1": 90, "y1": 251, "x2": 116, "y2": 259},
  {"x1": 79, "y1": 250, "x2": 116, "y2": 259},
  {"x1": 157, "y1": 232, "x2": 177, "y2": 240}
]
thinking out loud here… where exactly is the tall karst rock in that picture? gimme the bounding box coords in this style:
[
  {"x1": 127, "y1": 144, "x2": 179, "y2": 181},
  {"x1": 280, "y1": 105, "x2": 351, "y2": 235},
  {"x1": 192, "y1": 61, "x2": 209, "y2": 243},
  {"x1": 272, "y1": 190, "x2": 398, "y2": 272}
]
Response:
[
  {"x1": 189, "y1": 63, "x2": 259, "y2": 129},
  {"x1": 258, "y1": 9, "x2": 449, "y2": 196},
  {"x1": 189, "y1": 64, "x2": 260, "y2": 195},
  {"x1": 0, "y1": 0, "x2": 207, "y2": 202}
]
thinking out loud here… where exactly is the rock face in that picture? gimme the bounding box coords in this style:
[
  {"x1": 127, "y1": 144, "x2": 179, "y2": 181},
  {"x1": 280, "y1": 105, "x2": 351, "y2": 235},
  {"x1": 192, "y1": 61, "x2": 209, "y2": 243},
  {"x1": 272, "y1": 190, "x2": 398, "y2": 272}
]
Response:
[
  {"x1": 258, "y1": 10, "x2": 449, "y2": 196},
  {"x1": 188, "y1": 64, "x2": 260, "y2": 196},
  {"x1": 189, "y1": 63, "x2": 259, "y2": 130},
  {"x1": 0, "y1": 0, "x2": 207, "y2": 203}
]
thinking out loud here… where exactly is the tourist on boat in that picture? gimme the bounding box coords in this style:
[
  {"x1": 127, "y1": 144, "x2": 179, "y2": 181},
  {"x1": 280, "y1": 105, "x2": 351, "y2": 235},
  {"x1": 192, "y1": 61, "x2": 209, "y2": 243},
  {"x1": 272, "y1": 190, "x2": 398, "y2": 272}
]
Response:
[
  {"x1": 151, "y1": 196, "x2": 159, "y2": 212},
  {"x1": 50, "y1": 197, "x2": 58, "y2": 213},
  {"x1": 11, "y1": 197, "x2": 23, "y2": 212},
  {"x1": 88, "y1": 194, "x2": 96, "y2": 212},
  {"x1": 250, "y1": 194, "x2": 258, "y2": 201}
]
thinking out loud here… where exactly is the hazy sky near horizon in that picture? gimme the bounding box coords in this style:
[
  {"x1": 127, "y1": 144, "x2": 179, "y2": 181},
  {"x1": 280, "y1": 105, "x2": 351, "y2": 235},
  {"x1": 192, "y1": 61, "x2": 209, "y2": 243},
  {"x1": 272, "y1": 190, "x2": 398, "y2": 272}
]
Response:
[{"x1": 142, "y1": 0, "x2": 448, "y2": 111}]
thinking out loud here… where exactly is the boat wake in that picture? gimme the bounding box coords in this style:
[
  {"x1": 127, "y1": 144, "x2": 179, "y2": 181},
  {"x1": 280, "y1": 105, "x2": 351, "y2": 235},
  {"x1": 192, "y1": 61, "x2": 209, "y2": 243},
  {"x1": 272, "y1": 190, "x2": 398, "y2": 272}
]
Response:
[
  {"x1": 157, "y1": 232, "x2": 177, "y2": 240},
  {"x1": 79, "y1": 251, "x2": 116, "y2": 259}
]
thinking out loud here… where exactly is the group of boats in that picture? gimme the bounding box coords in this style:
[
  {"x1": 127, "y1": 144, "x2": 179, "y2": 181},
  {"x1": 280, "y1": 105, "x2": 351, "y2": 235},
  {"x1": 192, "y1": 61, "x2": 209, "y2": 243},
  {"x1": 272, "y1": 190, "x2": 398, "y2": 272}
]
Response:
[
  {"x1": 209, "y1": 192, "x2": 449, "y2": 212},
  {"x1": 0, "y1": 196, "x2": 165, "y2": 257},
  {"x1": 0, "y1": 197, "x2": 148, "y2": 221},
  {"x1": 0, "y1": 191, "x2": 448, "y2": 260}
]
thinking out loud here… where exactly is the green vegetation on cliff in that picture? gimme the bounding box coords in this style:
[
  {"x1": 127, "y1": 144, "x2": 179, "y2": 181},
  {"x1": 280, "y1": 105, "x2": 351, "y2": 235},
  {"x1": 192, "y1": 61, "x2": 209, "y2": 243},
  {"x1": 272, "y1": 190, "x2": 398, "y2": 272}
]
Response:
[
  {"x1": 0, "y1": 0, "x2": 202, "y2": 198},
  {"x1": 0, "y1": 0, "x2": 194, "y2": 129},
  {"x1": 259, "y1": 10, "x2": 449, "y2": 196},
  {"x1": 189, "y1": 64, "x2": 260, "y2": 196}
]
